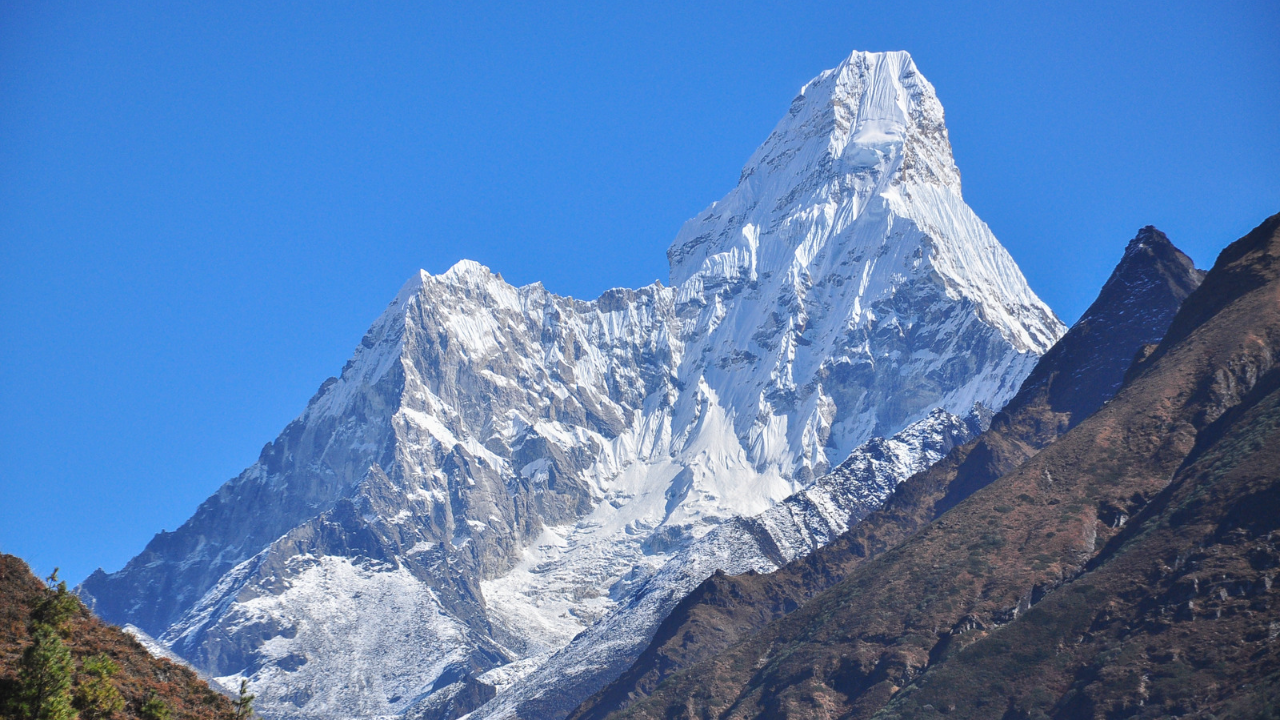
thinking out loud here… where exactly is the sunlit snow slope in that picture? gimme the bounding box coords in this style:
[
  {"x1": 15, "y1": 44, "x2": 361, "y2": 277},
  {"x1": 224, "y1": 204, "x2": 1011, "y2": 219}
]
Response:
[{"x1": 79, "y1": 50, "x2": 1063, "y2": 720}]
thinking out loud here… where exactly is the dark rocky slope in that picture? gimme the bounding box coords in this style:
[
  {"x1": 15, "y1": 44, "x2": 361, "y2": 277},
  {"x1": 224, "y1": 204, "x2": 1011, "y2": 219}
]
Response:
[
  {"x1": 1, "y1": 554, "x2": 234, "y2": 720},
  {"x1": 882, "y1": 333, "x2": 1280, "y2": 718},
  {"x1": 609, "y1": 211, "x2": 1280, "y2": 719},
  {"x1": 571, "y1": 228, "x2": 1202, "y2": 720}
]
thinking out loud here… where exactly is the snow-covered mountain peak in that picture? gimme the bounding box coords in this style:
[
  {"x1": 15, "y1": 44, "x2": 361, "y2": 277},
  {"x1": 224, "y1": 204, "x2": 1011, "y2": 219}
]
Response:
[
  {"x1": 664, "y1": 50, "x2": 1060, "y2": 365},
  {"x1": 438, "y1": 258, "x2": 496, "y2": 284},
  {"x1": 660, "y1": 50, "x2": 1062, "y2": 476},
  {"x1": 399, "y1": 268, "x2": 432, "y2": 297},
  {"x1": 783, "y1": 50, "x2": 956, "y2": 189},
  {"x1": 81, "y1": 48, "x2": 1066, "y2": 720}
]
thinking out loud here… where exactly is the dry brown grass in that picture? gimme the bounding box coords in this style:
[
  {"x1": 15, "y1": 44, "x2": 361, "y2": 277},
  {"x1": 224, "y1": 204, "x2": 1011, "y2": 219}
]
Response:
[{"x1": 0, "y1": 555, "x2": 234, "y2": 720}]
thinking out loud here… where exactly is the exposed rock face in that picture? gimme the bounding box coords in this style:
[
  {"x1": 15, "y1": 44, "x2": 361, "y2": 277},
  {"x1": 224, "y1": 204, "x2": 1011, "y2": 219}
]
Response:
[
  {"x1": 998, "y1": 225, "x2": 1204, "y2": 435},
  {"x1": 568, "y1": 226, "x2": 1204, "y2": 720},
  {"x1": 77, "y1": 50, "x2": 1062, "y2": 720},
  {"x1": 611, "y1": 214, "x2": 1279, "y2": 718}
]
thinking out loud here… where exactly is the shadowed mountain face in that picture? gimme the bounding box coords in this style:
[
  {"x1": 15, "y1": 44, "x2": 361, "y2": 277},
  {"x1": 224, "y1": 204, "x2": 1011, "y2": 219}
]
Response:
[
  {"x1": 567, "y1": 227, "x2": 1203, "y2": 720},
  {"x1": 882, "y1": 340, "x2": 1280, "y2": 717},
  {"x1": 930, "y1": 225, "x2": 1204, "y2": 517},
  {"x1": 880, "y1": 213, "x2": 1280, "y2": 718},
  {"x1": 604, "y1": 211, "x2": 1280, "y2": 719},
  {"x1": 1006, "y1": 226, "x2": 1204, "y2": 424}
]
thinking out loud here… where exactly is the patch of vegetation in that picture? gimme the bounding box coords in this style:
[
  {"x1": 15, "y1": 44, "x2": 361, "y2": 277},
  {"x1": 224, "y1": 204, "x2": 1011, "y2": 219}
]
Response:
[{"x1": 0, "y1": 555, "x2": 234, "y2": 720}]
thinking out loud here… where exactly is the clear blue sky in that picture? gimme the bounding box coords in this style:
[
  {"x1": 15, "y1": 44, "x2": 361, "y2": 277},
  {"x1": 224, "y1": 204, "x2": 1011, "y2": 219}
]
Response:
[{"x1": 2, "y1": 0, "x2": 1277, "y2": 583}]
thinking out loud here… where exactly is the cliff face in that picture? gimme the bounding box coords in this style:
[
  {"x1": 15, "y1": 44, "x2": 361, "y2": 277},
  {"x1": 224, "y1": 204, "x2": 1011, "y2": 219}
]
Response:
[
  {"x1": 569, "y1": 226, "x2": 1204, "y2": 720},
  {"x1": 0, "y1": 554, "x2": 234, "y2": 720}
]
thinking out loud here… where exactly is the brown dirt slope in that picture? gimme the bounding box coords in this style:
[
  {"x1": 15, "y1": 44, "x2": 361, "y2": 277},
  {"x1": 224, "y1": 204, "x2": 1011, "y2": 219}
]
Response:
[
  {"x1": 570, "y1": 228, "x2": 1202, "y2": 720},
  {"x1": 0, "y1": 554, "x2": 234, "y2": 720},
  {"x1": 880, "y1": 356, "x2": 1280, "y2": 718},
  {"x1": 611, "y1": 212, "x2": 1280, "y2": 719}
]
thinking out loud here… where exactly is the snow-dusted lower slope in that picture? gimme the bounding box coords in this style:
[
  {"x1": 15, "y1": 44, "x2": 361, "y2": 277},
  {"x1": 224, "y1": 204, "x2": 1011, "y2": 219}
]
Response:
[
  {"x1": 123, "y1": 625, "x2": 204, "y2": 674},
  {"x1": 456, "y1": 409, "x2": 981, "y2": 720},
  {"x1": 79, "y1": 49, "x2": 1063, "y2": 720}
]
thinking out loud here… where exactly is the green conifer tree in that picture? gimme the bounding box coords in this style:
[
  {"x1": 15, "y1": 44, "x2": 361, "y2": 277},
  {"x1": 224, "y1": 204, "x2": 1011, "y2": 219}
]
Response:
[
  {"x1": 139, "y1": 693, "x2": 169, "y2": 720},
  {"x1": 32, "y1": 570, "x2": 80, "y2": 634},
  {"x1": 15, "y1": 623, "x2": 78, "y2": 720},
  {"x1": 73, "y1": 655, "x2": 123, "y2": 720},
  {"x1": 233, "y1": 679, "x2": 255, "y2": 720}
]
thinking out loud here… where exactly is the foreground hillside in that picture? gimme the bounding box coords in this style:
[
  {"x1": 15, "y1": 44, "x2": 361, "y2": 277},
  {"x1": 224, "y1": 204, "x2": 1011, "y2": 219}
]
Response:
[
  {"x1": 609, "y1": 212, "x2": 1280, "y2": 718},
  {"x1": 0, "y1": 554, "x2": 232, "y2": 720}
]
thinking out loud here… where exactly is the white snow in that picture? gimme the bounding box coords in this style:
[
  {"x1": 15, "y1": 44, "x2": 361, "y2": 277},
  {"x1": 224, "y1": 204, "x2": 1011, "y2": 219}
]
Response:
[
  {"x1": 468, "y1": 409, "x2": 978, "y2": 720},
  {"x1": 204, "y1": 556, "x2": 473, "y2": 719}
]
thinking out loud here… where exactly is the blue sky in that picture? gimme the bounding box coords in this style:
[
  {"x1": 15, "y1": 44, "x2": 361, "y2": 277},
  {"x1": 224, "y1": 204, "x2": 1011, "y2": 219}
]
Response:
[{"x1": 2, "y1": 0, "x2": 1277, "y2": 583}]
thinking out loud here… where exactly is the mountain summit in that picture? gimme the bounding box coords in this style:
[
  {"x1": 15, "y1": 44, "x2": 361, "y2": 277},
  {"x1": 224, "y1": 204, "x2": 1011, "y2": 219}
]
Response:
[
  {"x1": 80, "y1": 50, "x2": 1062, "y2": 720},
  {"x1": 663, "y1": 50, "x2": 1062, "y2": 472}
]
